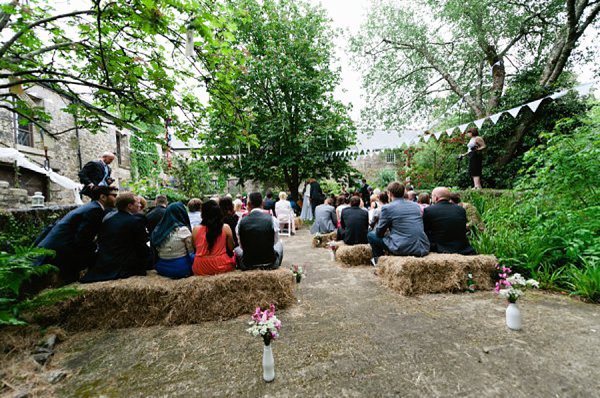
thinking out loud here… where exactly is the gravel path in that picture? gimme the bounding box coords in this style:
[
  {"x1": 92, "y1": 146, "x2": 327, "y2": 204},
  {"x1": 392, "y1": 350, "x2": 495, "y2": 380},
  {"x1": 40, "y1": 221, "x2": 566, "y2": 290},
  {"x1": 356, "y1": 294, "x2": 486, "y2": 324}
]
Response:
[{"x1": 54, "y1": 228, "x2": 600, "y2": 397}]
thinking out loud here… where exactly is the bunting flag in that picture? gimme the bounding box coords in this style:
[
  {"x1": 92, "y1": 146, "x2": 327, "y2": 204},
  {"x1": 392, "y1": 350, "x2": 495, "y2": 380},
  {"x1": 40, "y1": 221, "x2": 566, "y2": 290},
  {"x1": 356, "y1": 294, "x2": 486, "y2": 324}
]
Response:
[
  {"x1": 433, "y1": 131, "x2": 444, "y2": 140},
  {"x1": 507, "y1": 107, "x2": 521, "y2": 118},
  {"x1": 526, "y1": 98, "x2": 544, "y2": 113},
  {"x1": 446, "y1": 127, "x2": 454, "y2": 135},
  {"x1": 474, "y1": 118, "x2": 486, "y2": 129},
  {"x1": 489, "y1": 112, "x2": 502, "y2": 124},
  {"x1": 458, "y1": 123, "x2": 469, "y2": 132}
]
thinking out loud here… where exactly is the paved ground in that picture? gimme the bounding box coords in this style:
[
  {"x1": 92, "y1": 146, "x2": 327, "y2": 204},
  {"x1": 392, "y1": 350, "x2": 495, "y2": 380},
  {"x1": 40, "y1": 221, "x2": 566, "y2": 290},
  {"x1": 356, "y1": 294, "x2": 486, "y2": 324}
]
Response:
[{"x1": 45, "y1": 228, "x2": 600, "y2": 397}]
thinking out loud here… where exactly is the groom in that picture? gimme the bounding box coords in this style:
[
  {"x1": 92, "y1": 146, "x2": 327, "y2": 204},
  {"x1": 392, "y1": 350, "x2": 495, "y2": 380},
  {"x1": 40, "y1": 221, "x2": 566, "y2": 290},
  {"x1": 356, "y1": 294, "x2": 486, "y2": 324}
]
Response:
[{"x1": 309, "y1": 177, "x2": 324, "y2": 216}]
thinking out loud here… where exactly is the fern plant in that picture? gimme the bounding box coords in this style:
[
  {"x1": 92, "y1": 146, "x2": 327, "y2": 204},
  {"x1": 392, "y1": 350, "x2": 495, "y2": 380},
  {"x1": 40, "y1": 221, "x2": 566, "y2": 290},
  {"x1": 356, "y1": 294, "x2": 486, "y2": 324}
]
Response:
[{"x1": 0, "y1": 246, "x2": 79, "y2": 325}]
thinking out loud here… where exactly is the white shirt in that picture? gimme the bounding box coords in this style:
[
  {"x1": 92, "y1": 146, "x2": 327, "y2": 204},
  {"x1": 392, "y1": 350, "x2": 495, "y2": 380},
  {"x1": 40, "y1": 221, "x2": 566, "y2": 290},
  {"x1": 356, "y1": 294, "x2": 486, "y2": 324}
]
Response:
[{"x1": 156, "y1": 226, "x2": 193, "y2": 259}]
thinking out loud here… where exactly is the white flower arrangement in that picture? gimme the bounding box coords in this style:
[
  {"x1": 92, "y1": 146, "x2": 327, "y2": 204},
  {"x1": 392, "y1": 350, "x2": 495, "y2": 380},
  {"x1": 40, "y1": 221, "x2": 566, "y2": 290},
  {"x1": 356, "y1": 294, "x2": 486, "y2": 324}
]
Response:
[{"x1": 497, "y1": 272, "x2": 539, "y2": 303}]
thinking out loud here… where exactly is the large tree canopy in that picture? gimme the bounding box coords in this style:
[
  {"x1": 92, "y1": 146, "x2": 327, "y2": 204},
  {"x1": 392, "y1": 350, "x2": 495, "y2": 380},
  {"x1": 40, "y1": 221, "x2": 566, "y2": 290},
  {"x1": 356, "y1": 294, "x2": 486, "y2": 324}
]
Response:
[
  {"x1": 350, "y1": 0, "x2": 599, "y2": 164},
  {"x1": 202, "y1": 0, "x2": 356, "y2": 198},
  {"x1": 0, "y1": 0, "x2": 242, "y2": 141}
]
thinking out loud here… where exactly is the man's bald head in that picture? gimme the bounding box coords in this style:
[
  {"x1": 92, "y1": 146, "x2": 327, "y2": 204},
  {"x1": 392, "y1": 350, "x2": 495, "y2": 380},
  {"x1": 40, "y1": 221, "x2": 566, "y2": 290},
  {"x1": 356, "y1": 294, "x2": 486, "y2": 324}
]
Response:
[{"x1": 432, "y1": 187, "x2": 450, "y2": 203}]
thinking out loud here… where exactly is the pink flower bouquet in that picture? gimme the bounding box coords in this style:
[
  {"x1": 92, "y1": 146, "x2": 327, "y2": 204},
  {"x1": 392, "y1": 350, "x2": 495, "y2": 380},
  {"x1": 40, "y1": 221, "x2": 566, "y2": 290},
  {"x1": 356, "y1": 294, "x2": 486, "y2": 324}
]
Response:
[{"x1": 246, "y1": 303, "x2": 282, "y2": 346}]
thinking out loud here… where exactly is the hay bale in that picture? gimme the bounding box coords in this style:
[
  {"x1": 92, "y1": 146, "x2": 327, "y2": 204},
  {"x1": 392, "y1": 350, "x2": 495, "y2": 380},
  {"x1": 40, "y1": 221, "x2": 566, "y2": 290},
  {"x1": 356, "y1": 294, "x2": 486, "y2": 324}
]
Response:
[
  {"x1": 337, "y1": 244, "x2": 372, "y2": 267},
  {"x1": 294, "y1": 216, "x2": 303, "y2": 229},
  {"x1": 311, "y1": 231, "x2": 338, "y2": 248},
  {"x1": 378, "y1": 253, "x2": 497, "y2": 296},
  {"x1": 31, "y1": 269, "x2": 295, "y2": 331}
]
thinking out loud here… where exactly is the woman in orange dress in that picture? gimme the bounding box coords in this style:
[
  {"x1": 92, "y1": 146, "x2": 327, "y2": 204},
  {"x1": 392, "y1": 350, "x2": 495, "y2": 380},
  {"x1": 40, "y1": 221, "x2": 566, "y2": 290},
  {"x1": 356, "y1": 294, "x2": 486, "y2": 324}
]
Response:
[{"x1": 192, "y1": 200, "x2": 236, "y2": 275}]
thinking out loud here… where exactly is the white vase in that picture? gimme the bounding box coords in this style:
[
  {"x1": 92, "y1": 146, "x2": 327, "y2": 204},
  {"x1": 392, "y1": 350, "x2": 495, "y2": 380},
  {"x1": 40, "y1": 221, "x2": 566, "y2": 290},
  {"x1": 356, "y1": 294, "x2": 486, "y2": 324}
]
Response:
[
  {"x1": 330, "y1": 250, "x2": 336, "y2": 261},
  {"x1": 263, "y1": 343, "x2": 275, "y2": 382},
  {"x1": 506, "y1": 303, "x2": 522, "y2": 330}
]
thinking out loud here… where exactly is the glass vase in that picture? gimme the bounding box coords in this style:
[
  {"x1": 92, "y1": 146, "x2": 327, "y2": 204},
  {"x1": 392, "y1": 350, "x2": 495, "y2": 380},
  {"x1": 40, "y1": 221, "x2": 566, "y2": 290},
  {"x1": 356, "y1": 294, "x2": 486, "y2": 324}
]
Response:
[{"x1": 263, "y1": 343, "x2": 275, "y2": 382}]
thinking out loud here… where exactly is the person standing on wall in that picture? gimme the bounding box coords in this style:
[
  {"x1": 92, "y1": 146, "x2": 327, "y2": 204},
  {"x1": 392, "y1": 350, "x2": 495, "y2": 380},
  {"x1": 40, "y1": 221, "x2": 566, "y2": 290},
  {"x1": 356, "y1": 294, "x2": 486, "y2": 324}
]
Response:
[
  {"x1": 460, "y1": 127, "x2": 486, "y2": 189},
  {"x1": 78, "y1": 151, "x2": 116, "y2": 198}
]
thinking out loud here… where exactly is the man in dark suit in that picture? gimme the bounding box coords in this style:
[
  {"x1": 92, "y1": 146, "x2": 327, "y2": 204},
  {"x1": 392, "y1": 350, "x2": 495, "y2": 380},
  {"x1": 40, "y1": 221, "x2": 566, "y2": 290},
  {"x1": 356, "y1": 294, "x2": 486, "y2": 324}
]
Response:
[
  {"x1": 80, "y1": 193, "x2": 150, "y2": 283},
  {"x1": 337, "y1": 196, "x2": 369, "y2": 245},
  {"x1": 235, "y1": 192, "x2": 283, "y2": 270},
  {"x1": 423, "y1": 187, "x2": 475, "y2": 255},
  {"x1": 37, "y1": 185, "x2": 118, "y2": 283},
  {"x1": 78, "y1": 152, "x2": 116, "y2": 198},
  {"x1": 146, "y1": 194, "x2": 168, "y2": 235},
  {"x1": 360, "y1": 179, "x2": 371, "y2": 206},
  {"x1": 309, "y1": 177, "x2": 324, "y2": 215},
  {"x1": 263, "y1": 191, "x2": 277, "y2": 217}
]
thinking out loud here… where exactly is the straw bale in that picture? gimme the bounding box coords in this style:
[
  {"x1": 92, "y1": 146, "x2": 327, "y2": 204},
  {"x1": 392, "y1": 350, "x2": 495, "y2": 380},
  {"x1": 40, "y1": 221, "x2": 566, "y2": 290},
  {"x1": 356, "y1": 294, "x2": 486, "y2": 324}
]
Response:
[
  {"x1": 311, "y1": 231, "x2": 338, "y2": 248},
  {"x1": 337, "y1": 244, "x2": 372, "y2": 267},
  {"x1": 30, "y1": 269, "x2": 295, "y2": 332},
  {"x1": 378, "y1": 253, "x2": 497, "y2": 296}
]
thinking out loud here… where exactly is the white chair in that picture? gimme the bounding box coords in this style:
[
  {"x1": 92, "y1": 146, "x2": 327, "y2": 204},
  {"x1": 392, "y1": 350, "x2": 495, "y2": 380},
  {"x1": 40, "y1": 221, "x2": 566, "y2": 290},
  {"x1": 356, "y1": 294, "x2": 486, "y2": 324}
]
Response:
[{"x1": 279, "y1": 213, "x2": 293, "y2": 237}]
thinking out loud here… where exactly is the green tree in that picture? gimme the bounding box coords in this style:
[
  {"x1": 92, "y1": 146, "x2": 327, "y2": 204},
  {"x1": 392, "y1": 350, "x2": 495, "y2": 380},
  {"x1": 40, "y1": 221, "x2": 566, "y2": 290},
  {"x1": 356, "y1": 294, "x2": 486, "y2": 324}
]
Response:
[
  {"x1": 350, "y1": 0, "x2": 599, "y2": 165},
  {"x1": 0, "y1": 0, "x2": 244, "y2": 143},
  {"x1": 201, "y1": 0, "x2": 356, "y2": 199}
]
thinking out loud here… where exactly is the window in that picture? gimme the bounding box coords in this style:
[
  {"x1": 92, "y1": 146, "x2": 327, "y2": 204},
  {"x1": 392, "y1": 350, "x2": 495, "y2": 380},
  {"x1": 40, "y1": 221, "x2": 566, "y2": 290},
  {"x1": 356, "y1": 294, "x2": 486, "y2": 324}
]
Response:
[
  {"x1": 386, "y1": 152, "x2": 395, "y2": 163},
  {"x1": 116, "y1": 132, "x2": 122, "y2": 165},
  {"x1": 16, "y1": 115, "x2": 33, "y2": 146}
]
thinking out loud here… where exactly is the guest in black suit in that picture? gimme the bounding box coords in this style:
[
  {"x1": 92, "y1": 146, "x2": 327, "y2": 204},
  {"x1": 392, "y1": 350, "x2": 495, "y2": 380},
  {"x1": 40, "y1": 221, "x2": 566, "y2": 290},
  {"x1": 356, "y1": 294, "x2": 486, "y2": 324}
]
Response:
[
  {"x1": 423, "y1": 187, "x2": 476, "y2": 255},
  {"x1": 235, "y1": 192, "x2": 283, "y2": 270},
  {"x1": 263, "y1": 191, "x2": 277, "y2": 217},
  {"x1": 146, "y1": 194, "x2": 168, "y2": 235},
  {"x1": 78, "y1": 152, "x2": 116, "y2": 198},
  {"x1": 80, "y1": 193, "x2": 150, "y2": 283},
  {"x1": 219, "y1": 196, "x2": 239, "y2": 248},
  {"x1": 37, "y1": 186, "x2": 118, "y2": 284},
  {"x1": 337, "y1": 196, "x2": 369, "y2": 245},
  {"x1": 359, "y1": 179, "x2": 371, "y2": 207},
  {"x1": 309, "y1": 177, "x2": 324, "y2": 215}
]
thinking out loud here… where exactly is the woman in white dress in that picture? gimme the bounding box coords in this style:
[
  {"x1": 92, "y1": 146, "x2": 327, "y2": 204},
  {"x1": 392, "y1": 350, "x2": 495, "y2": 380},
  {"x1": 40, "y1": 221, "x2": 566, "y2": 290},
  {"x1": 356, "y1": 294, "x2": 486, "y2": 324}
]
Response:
[
  {"x1": 275, "y1": 192, "x2": 296, "y2": 234},
  {"x1": 300, "y1": 180, "x2": 313, "y2": 220}
]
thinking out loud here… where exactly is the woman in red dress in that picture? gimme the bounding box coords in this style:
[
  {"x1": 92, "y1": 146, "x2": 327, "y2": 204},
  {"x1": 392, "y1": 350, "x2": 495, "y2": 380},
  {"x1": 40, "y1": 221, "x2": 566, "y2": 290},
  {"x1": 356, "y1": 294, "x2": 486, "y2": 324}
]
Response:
[{"x1": 192, "y1": 200, "x2": 236, "y2": 275}]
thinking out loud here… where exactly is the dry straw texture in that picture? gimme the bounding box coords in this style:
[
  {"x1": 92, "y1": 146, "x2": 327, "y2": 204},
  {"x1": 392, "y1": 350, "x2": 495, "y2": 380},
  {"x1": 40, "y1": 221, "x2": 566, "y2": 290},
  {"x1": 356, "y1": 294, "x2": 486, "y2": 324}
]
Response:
[
  {"x1": 30, "y1": 269, "x2": 295, "y2": 331},
  {"x1": 337, "y1": 244, "x2": 372, "y2": 267},
  {"x1": 311, "y1": 231, "x2": 337, "y2": 248},
  {"x1": 378, "y1": 253, "x2": 497, "y2": 296}
]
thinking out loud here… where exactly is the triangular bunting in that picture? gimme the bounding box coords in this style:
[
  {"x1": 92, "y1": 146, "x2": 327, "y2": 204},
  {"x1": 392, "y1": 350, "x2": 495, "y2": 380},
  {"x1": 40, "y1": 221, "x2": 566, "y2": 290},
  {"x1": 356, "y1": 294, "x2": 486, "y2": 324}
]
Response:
[
  {"x1": 446, "y1": 128, "x2": 454, "y2": 136},
  {"x1": 507, "y1": 106, "x2": 522, "y2": 118},
  {"x1": 423, "y1": 134, "x2": 431, "y2": 142},
  {"x1": 550, "y1": 89, "x2": 568, "y2": 100},
  {"x1": 526, "y1": 99, "x2": 544, "y2": 113},
  {"x1": 433, "y1": 131, "x2": 444, "y2": 140},
  {"x1": 489, "y1": 113, "x2": 502, "y2": 124},
  {"x1": 458, "y1": 123, "x2": 469, "y2": 133},
  {"x1": 474, "y1": 118, "x2": 485, "y2": 129}
]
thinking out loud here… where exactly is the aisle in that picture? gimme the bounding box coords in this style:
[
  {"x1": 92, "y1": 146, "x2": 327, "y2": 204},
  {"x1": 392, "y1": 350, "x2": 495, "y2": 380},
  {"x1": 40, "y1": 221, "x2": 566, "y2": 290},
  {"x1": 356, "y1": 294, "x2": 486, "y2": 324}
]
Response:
[{"x1": 54, "y1": 228, "x2": 600, "y2": 397}]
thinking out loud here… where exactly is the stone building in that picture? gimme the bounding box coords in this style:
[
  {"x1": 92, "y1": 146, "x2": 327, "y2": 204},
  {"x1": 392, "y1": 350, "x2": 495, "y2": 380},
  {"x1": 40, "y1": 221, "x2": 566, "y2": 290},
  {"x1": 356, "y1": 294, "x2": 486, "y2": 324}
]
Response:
[{"x1": 0, "y1": 84, "x2": 132, "y2": 207}]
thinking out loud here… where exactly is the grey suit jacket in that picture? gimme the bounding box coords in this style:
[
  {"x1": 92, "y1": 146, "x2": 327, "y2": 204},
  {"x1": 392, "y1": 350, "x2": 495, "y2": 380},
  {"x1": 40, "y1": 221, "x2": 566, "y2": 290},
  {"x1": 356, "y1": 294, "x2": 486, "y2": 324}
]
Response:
[
  {"x1": 375, "y1": 198, "x2": 430, "y2": 256},
  {"x1": 310, "y1": 204, "x2": 337, "y2": 234}
]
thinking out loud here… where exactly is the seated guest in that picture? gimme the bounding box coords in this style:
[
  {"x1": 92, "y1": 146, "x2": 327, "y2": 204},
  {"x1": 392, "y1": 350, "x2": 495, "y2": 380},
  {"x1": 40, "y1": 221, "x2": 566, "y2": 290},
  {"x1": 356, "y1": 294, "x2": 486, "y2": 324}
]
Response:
[
  {"x1": 219, "y1": 196, "x2": 239, "y2": 247},
  {"x1": 423, "y1": 187, "x2": 476, "y2": 255},
  {"x1": 188, "y1": 198, "x2": 203, "y2": 228},
  {"x1": 417, "y1": 192, "x2": 430, "y2": 215},
  {"x1": 146, "y1": 194, "x2": 168, "y2": 235},
  {"x1": 36, "y1": 186, "x2": 117, "y2": 284},
  {"x1": 310, "y1": 198, "x2": 337, "y2": 234},
  {"x1": 264, "y1": 191, "x2": 277, "y2": 217},
  {"x1": 275, "y1": 192, "x2": 296, "y2": 234},
  {"x1": 235, "y1": 192, "x2": 283, "y2": 270},
  {"x1": 234, "y1": 199, "x2": 245, "y2": 218},
  {"x1": 80, "y1": 194, "x2": 150, "y2": 283},
  {"x1": 335, "y1": 196, "x2": 349, "y2": 228},
  {"x1": 337, "y1": 196, "x2": 369, "y2": 245},
  {"x1": 192, "y1": 200, "x2": 236, "y2": 275},
  {"x1": 368, "y1": 182, "x2": 429, "y2": 264},
  {"x1": 369, "y1": 192, "x2": 388, "y2": 229},
  {"x1": 448, "y1": 192, "x2": 485, "y2": 232},
  {"x1": 151, "y1": 202, "x2": 194, "y2": 278}
]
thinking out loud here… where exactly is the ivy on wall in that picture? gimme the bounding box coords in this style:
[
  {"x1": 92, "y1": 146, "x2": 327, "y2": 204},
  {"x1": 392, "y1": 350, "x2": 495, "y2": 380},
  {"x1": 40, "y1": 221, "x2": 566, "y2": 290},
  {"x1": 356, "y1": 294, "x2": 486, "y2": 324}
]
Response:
[{"x1": 130, "y1": 134, "x2": 161, "y2": 180}]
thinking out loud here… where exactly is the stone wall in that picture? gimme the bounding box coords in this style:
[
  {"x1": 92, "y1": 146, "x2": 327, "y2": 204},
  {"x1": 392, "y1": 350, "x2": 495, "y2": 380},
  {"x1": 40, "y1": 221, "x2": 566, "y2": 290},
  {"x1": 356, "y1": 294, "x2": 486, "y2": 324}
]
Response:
[
  {"x1": 0, "y1": 84, "x2": 132, "y2": 205},
  {"x1": 0, "y1": 180, "x2": 29, "y2": 208},
  {"x1": 351, "y1": 152, "x2": 400, "y2": 182}
]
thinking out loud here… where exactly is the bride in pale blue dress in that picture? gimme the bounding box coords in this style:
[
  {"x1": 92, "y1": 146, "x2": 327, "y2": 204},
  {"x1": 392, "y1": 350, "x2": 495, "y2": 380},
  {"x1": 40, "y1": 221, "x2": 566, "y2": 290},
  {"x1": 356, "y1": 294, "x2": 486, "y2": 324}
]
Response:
[{"x1": 300, "y1": 181, "x2": 313, "y2": 220}]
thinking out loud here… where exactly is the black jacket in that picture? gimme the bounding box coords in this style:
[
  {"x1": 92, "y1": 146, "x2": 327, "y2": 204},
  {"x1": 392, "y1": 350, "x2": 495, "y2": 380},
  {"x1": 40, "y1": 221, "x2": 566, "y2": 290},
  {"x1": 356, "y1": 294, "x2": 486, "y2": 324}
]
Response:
[
  {"x1": 264, "y1": 198, "x2": 277, "y2": 216},
  {"x1": 79, "y1": 160, "x2": 111, "y2": 197},
  {"x1": 37, "y1": 201, "x2": 106, "y2": 280},
  {"x1": 310, "y1": 181, "x2": 324, "y2": 204},
  {"x1": 423, "y1": 200, "x2": 475, "y2": 255},
  {"x1": 146, "y1": 205, "x2": 167, "y2": 235},
  {"x1": 80, "y1": 211, "x2": 149, "y2": 283},
  {"x1": 340, "y1": 206, "x2": 369, "y2": 245}
]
